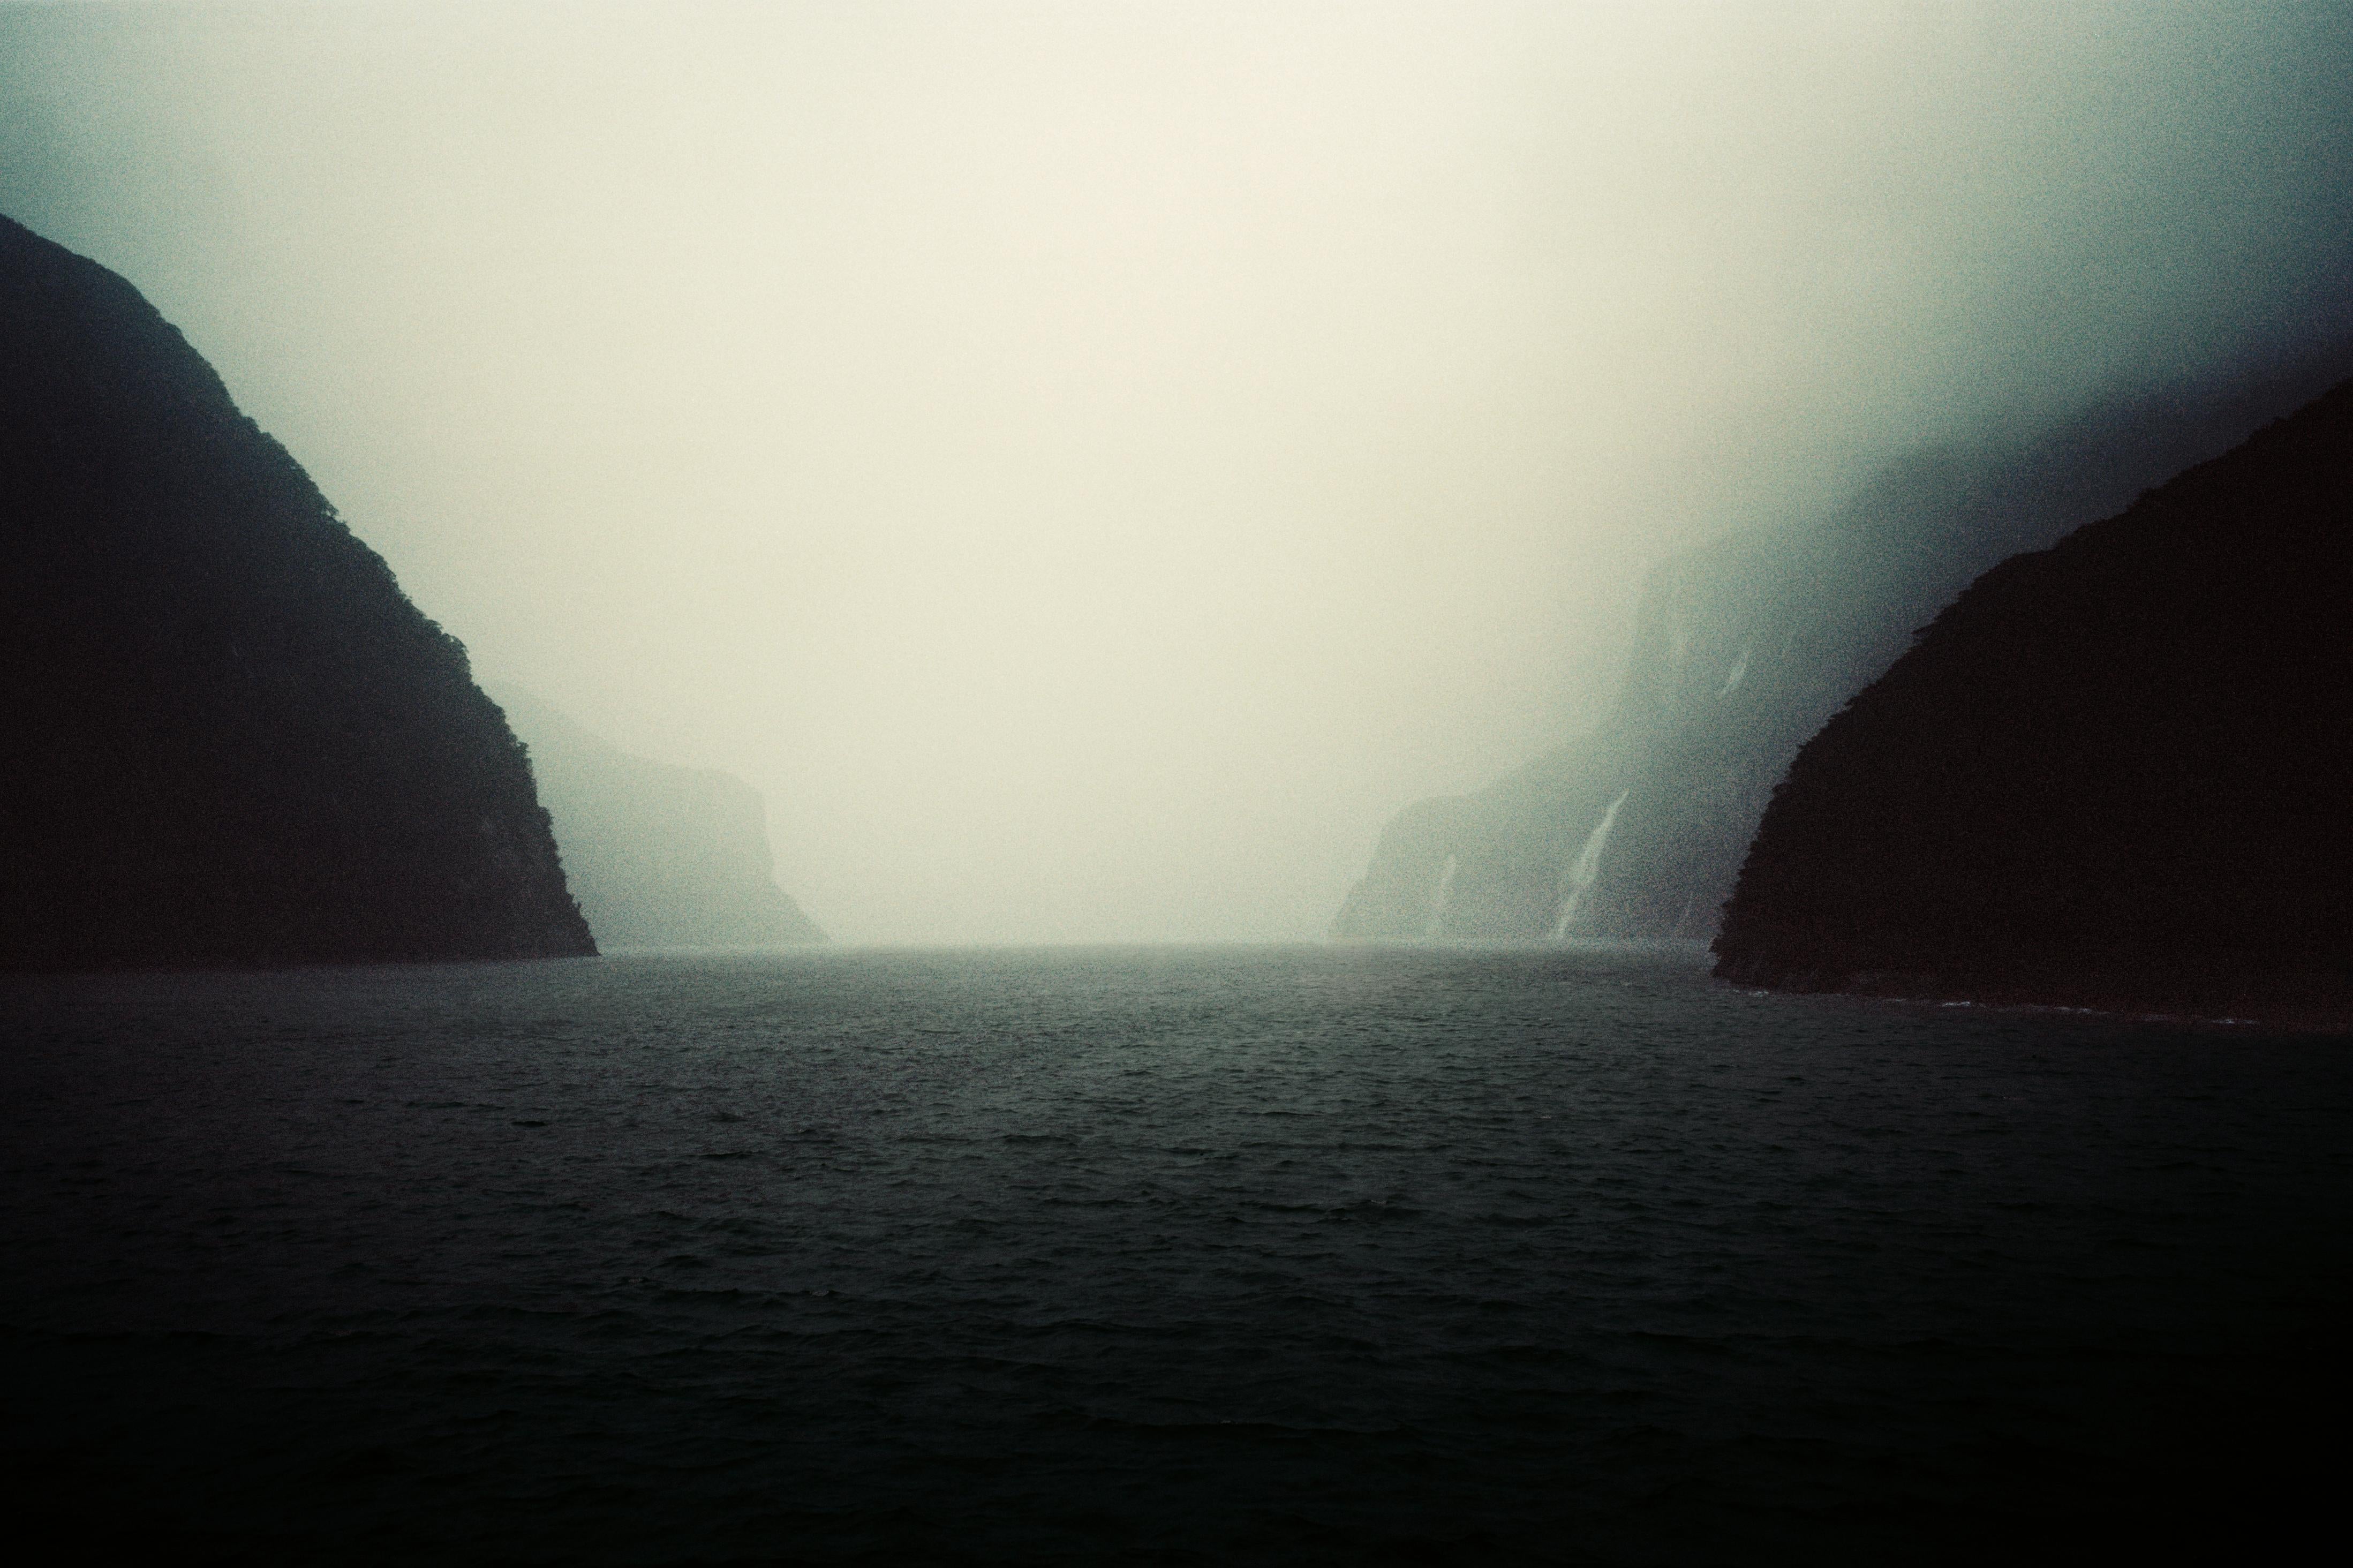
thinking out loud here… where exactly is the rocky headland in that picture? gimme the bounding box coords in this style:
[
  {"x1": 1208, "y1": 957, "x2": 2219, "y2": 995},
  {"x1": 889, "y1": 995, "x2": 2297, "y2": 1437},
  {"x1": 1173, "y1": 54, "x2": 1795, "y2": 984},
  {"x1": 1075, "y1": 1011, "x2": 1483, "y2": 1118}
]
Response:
[
  {"x1": 1714, "y1": 381, "x2": 2353, "y2": 1029},
  {"x1": 0, "y1": 214, "x2": 594, "y2": 969},
  {"x1": 492, "y1": 690, "x2": 825, "y2": 950}
]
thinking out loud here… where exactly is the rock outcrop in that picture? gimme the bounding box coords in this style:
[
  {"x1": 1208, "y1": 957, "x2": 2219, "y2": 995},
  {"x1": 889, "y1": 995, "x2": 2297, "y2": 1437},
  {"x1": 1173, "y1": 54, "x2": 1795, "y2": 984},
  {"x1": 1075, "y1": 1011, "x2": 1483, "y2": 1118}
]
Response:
[
  {"x1": 1714, "y1": 381, "x2": 2353, "y2": 1028},
  {"x1": 0, "y1": 214, "x2": 594, "y2": 969},
  {"x1": 1333, "y1": 349, "x2": 2353, "y2": 945},
  {"x1": 493, "y1": 690, "x2": 825, "y2": 950}
]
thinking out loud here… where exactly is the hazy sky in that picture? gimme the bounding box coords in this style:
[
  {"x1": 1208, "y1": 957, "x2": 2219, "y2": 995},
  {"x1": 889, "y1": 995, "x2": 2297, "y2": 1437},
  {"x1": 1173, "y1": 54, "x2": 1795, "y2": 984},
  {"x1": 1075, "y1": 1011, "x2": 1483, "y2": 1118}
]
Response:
[{"x1": 5, "y1": 2, "x2": 2350, "y2": 942}]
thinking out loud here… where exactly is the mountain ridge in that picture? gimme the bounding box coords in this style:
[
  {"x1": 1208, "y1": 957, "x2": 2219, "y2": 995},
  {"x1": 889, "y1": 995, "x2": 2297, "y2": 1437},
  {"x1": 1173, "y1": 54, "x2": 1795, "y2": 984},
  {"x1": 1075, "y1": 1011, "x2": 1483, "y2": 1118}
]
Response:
[
  {"x1": 1713, "y1": 379, "x2": 2353, "y2": 1029},
  {"x1": 1, "y1": 213, "x2": 594, "y2": 969},
  {"x1": 1333, "y1": 344, "x2": 2353, "y2": 948}
]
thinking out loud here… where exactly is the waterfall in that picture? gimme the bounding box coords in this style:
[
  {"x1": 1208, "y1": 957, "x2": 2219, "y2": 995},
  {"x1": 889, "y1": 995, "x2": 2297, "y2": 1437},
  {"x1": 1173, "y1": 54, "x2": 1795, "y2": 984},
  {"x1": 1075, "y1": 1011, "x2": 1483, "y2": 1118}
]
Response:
[
  {"x1": 1427, "y1": 855, "x2": 1460, "y2": 939},
  {"x1": 1718, "y1": 644, "x2": 1751, "y2": 697},
  {"x1": 1550, "y1": 790, "x2": 1629, "y2": 940}
]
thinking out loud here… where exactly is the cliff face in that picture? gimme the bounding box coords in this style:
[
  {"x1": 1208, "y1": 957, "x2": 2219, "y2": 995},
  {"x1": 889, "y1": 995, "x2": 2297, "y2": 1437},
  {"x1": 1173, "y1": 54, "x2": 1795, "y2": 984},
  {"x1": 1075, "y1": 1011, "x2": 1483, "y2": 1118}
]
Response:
[
  {"x1": 1333, "y1": 350, "x2": 2353, "y2": 945},
  {"x1": 493, "y1": 691, "x2": 825, "y2": 950},
  {"x1": 1714, "y1": 381, "x2": 2353, "y2": 1027},
  {"x1": 0, "y1": 215, "x2": 594, "y2": 969},
  {"x1": 1336, "y1": 535, "x2": 1820, "y2": 942}
]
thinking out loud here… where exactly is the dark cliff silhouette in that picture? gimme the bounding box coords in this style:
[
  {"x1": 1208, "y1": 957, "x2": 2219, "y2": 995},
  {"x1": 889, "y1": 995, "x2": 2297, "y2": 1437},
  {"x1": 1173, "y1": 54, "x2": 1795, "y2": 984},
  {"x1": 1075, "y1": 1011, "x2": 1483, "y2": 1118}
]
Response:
[
  {"x1": 1715, "y1": 381, "x2": 2353, "y2": 1027},
  {"x1": 492, "y1": 689, "x2": 825, "y2": 949},
  {"x1": 0, "y1": 214, "x2": 594, "y2": 969},
  {"x1": 1333, "y1": 345, "x2": 2353, "y2": 946}
]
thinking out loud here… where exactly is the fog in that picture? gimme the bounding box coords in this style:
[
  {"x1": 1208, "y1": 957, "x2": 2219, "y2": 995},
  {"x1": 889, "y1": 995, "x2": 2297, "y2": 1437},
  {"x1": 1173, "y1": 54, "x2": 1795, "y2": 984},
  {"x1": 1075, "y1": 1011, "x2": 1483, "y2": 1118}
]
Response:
[{"x1": 5, "y1": 2, "x2": 2349, "y2": 943}]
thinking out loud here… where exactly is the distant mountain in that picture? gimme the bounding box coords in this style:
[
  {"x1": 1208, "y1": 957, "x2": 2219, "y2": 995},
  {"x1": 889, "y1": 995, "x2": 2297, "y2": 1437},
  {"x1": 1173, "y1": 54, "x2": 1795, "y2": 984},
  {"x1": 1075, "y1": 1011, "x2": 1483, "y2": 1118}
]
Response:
[
  {"x1": 1332, "y1": 346, "x2": 2353, "y2": 946},
  {"x1": 0, "y1": 214, "x2": 594, "y2": 969},
  {"x1": 492, "y1": 690, "x2": 825, "y2": 950},
  {"x1": 1715, "y1": 381, "x2": 2353, "y2": 1028}
]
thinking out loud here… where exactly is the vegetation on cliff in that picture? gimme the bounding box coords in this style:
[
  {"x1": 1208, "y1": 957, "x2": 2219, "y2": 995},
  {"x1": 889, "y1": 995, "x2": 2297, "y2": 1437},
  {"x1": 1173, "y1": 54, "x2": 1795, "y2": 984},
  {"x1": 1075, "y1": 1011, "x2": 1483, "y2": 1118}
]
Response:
[
  {"x1": 1715, "y1": 381, "x2": 2353, "y2": 1026},
  {"x1": 1, "y1": 214, "x2": 593, "y2": 969}
]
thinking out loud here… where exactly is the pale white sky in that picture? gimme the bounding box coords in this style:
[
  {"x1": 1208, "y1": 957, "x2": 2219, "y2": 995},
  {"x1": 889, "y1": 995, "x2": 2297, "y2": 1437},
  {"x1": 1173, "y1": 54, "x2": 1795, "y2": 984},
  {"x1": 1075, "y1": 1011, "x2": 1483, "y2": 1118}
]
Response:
[{"x1": 5, "y1": 2, "x2": 2348, "y2": 940}]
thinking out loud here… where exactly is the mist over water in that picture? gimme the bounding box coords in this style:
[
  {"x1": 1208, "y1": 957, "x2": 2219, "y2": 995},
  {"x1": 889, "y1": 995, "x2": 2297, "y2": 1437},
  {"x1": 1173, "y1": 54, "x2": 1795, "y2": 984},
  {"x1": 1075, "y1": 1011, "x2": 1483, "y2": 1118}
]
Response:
[{"x1": 4, "y1": 2, "x2": 2350, "y2": 941}]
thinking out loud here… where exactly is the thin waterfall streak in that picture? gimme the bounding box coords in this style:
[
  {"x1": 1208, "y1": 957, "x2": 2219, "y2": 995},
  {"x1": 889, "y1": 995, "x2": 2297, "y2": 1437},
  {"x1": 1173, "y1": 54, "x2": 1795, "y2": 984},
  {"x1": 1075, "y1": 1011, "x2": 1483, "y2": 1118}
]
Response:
[
  {"x1": 1552, "y1": 789, "x2": 1630, "y2": 940},
  {"x1": 1427, "y1": 855, "x2": 1460, "y2": 939},
  {"x1": 1719, "y1": 645, "x2": 1752, "y2": 697}
]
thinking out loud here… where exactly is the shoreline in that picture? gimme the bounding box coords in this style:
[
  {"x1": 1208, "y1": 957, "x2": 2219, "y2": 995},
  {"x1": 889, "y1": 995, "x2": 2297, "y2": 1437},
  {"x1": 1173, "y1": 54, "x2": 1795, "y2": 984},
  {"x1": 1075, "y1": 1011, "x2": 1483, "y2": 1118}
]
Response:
[{"x1": 1716, "y1": 959, "x2": 2353, "y2": 1035}]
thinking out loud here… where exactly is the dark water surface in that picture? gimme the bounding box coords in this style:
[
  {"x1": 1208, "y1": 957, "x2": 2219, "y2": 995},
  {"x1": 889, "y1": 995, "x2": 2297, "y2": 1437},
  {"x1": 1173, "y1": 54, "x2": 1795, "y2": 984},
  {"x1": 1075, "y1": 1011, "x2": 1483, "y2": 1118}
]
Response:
[{"x1": 3, "y1": 946, "x2": 2347, "y2": 1563}]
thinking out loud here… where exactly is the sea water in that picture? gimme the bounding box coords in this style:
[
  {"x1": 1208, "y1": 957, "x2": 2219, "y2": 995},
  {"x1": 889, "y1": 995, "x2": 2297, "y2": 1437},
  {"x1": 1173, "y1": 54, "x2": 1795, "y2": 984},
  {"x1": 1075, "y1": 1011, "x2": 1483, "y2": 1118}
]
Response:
[{"x1": 3, "y1": 946, "x2": 2346, "y2": 1562}]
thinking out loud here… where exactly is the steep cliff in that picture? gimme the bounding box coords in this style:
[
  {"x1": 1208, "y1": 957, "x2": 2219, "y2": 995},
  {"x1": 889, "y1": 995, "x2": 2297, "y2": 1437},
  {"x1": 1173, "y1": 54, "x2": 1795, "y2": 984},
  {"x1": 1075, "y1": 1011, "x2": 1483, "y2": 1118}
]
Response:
[
  {"x1": 1714, "y1": 381, "x2": 2353, "y2": 1027},
  {"x1": 1333, "y1": 349, "x2": 2353, "y2": 944},
  {"x1": 0, "y1": 214, "x2": 594, "y2": 969},
  {"x1": 493, "y1": 691, "x2": 825, "y2": 950}
]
